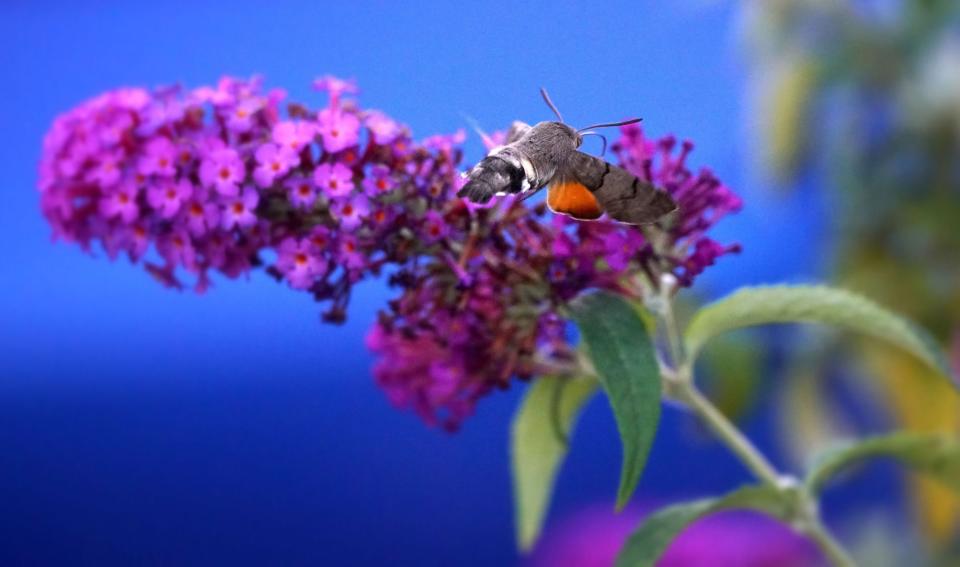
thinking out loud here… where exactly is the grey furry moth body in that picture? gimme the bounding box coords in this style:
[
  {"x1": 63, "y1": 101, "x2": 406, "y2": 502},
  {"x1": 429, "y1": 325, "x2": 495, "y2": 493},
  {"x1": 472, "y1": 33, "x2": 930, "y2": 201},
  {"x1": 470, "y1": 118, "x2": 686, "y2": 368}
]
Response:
[{"x1": 457, "y1": 90, "x2": 676, "y2": 226}]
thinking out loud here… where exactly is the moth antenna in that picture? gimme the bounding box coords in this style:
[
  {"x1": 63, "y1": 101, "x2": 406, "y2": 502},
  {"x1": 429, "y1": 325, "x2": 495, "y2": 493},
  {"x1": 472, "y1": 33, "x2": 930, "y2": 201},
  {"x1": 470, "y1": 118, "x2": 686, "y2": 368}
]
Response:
[
  {"x1": 460, "y1": 113, "x2": 498, "y2": 149},
  {"x1": 539, "y1": 88, "x2": 564, "y2": 123},
  {"x1": 579, "y1": 131, "x2": 608, "y2": 156},
  {"x1": 577, "y1": 117, "x2": 642, "y2": 133}
]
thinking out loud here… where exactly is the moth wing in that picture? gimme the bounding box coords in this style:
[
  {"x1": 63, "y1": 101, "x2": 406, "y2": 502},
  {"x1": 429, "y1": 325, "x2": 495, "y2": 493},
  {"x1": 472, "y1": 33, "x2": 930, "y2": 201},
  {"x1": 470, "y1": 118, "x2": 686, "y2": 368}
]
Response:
[
  {"x1": 546, "y1": 179, "x2": 603, "y2": 220},
  {"x1": 565, "y1": 151, "x2": 677, "y2": 225}
]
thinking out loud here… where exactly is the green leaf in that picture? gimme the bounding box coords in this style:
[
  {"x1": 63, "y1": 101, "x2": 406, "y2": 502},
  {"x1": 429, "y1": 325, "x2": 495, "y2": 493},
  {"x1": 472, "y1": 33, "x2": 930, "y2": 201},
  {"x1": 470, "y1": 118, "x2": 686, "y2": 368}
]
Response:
[
  {"x1": 570, "y1": 291, "x2": 662, "y2": 510},
  {"x1": 684, "y1": 285, "x2": 955, "y2": 381},
  {"x1": 615, "y1": 485, "x2": 791, "y2": 567},
  {"x1": 806, "y1": 432, "x2": 960, "y2": 495},
  {"x1": 511, "y1": 375, "x2": 598, "y2": 551}
]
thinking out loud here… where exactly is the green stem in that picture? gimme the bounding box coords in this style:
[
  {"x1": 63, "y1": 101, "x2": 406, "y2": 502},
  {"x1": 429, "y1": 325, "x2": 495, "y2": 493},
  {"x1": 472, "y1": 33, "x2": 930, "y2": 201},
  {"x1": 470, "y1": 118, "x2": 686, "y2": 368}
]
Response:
[
  {"x1": 674, "y1": 381, "x2": 782, "y2": 486},
  {"x1": 659, "y1": 286, "x2": 685, "y2": 369},
  {"x1": 655, "y1": 292, "x2": 857, "y2": 567},
  {"x1": 803, "y1": 514, "x2": 858, "y2": 567}
]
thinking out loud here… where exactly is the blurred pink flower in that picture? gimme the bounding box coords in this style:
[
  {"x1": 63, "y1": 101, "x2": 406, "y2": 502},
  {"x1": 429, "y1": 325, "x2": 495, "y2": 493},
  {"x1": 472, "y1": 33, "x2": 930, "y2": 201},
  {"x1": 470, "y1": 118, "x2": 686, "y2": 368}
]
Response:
[
  {"x1": 317, "y1": 107, "x2": 360, "y2": 153},
  {"x1": 529, "y1": 503, "x2": 819, "y2": 567},
  {"x1": 272, "y1": 120, "x2": 316, "y2": 153},
  {"x1": 365, "y1": 110, "x2": 401, "y2": 145},
  {"x1": 314, "y1": 162, "x2": 355, "y2": 198},
  {"x1": 199, "y1": 147, "x2": 245, "y2": 196},
  {"x1": 253, "y1": 142, "x2": 298, "y2": 187}
]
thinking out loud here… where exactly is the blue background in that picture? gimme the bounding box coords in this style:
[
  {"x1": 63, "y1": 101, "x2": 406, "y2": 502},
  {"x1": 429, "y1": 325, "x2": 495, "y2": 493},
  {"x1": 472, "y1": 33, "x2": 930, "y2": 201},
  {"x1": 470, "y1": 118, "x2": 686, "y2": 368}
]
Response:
[{"x1": 0, "y1": 1, "x2": 835, "y2": 564}]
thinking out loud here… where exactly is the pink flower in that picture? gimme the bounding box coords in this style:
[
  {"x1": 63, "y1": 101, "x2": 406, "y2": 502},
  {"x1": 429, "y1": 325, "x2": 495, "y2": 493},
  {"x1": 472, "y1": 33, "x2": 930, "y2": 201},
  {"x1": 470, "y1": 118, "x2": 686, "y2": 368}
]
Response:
[
  {"x1": 331, "y1": 194, "x2": 369, "y2": 229},
  {"x1": 199, "y1": 147, "x2": 245, "y2": 196},
  {"x1": 181, "y1": 187, "x2": 220, "y2": 237},
  {"x1": 98, "y1": 180, "x2": 140, "y2": 223},
  {"x1": 306, "y1": 226, "x2": 333, "y2": 252},
  {"x1": 253, "y1": 142, "x2": 298, "y2": 187},
  {"x1": 365, "y1": 111, "x2": 400, "y2": 145},
  {"x1": 276, "y1": 237, "x2": 326, "y2": 289},
  {"x1": 317, "y1": 108, "x2": 360, "y2": 153},
  {"x1": 98, "y1": 112, "x2": 134, "y2": 146},
  {"x1": 362, "y1": 165, "x2": 395, "y2": 195},
  {"x1": 313, "y1": 162, "x2": 354, "y2": 197},
  {"x1": 422, "y1": 129, "x2": 466, "y2": 155},
  {"x1": 285, "y1": 176, "x2": 318, "y2": 210},
  {"x1": 137, "y1": 97, "x2": 184, "y2": 136},
  {"x1": 421, "y1": 211, "x2": 448, "y2": 243},
  {"x1": 311, "y1": 75, "x2": 358, "y2": 105},
  {"x1": 189, "y1": 84, "x2": 233, "y2": 106},
  {"x1": 337, "y1": 234, "x2": 365, "y2": 269},
  {"x1": 601, "y1": 231, "x2": 642, "y2": 272},
  {"x1": 225, "y1": 97, "x2": 263, "y2": 133},
  {"x1": 365, "y1": 323, "x2": 478, "y2": 430},
  {"x1": 174, "y1": 140, "x2": 195, "y2": 169},
  {"x1": 157, "y1": 228, "x2": 196, "y2": 271},
  {"x1": 201, "y1": 232, "x2": 229, "y2": 269},
  {"x1": 124, "y1": 223, "x2": 151, "y2": 260},
  {"x1": 532, "y1": 504, "x2": 818, "y2": 567},
  {"x1": 368, "y1": 206, "x2": 394, "y2": 229},
  {"x1": 613, "y1": 127, "x2": 742, "y2": 285},
  {"x1": 272, "y1": 121, "x2": 316, "y2": 153},
  {"x1": 138, "y1": 137, "x2": 177, "y2": 177},
  {"x1": 221, "y1": 186, "x2": 259, "y2": 230},
  {"x1": 85, "y1": 150, "x2": 124, "y2": 188},
  {"x1": 147, "y1": 178, "x2": 193, "y2": 218}
]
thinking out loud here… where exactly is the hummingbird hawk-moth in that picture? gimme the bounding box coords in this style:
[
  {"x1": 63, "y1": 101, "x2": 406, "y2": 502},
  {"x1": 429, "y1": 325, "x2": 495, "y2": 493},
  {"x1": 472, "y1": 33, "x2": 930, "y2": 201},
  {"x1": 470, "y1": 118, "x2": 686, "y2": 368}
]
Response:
[{"x1": 457, "y1": 89, "x2": 676, "y2": 225}]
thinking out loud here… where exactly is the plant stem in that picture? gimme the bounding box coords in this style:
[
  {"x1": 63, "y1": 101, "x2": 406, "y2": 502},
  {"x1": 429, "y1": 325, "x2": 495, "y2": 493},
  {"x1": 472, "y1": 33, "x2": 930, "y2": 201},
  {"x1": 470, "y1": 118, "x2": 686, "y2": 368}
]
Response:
[
  {"x1": 675, "y1": 383, "x2": 857, "y2": 567},
  {"x1": 659, "y1": 285, "x2": 685, "y2": 369},
  {"x1": 804, "y1": 514, "x2": 858, "y2": 567},
  {"x1": 656, "y1": 293, "x2": 857, "y2": 566},
  {"x1": 674, "y1": 381, "x2": 782, "y2": 486}
]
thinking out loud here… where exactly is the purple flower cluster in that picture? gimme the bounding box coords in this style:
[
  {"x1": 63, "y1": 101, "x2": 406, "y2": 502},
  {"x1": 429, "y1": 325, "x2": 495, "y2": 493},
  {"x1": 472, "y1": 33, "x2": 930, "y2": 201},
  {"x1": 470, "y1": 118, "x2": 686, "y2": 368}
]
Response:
[
  {"x1": 40, "y1": 76, "x2": 741, "y2": 429},
  {"x1": 612, "y1": 123, "x2": 742, "y2": 286},
  {"x1": 38, "y1": 75, "x2": 462, "y2": 319}
]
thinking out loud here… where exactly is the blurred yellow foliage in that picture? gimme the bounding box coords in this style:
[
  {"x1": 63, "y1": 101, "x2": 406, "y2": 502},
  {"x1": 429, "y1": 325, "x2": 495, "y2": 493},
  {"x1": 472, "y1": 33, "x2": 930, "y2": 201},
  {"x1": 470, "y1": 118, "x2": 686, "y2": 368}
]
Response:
[
  {"x1": 862, "y1": 346, "x2": 960, "y2": 543},
  {"x1": 761, "y1": 56, "x2": 816, "y2": 181}
]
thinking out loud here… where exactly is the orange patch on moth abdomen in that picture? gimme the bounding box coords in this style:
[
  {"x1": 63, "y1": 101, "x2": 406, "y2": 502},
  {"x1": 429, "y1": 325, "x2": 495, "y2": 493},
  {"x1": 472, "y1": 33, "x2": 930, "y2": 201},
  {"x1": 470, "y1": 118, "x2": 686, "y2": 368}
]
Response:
[{"x1": 546, "y1": 181, "x2": 602, "y2": 220}]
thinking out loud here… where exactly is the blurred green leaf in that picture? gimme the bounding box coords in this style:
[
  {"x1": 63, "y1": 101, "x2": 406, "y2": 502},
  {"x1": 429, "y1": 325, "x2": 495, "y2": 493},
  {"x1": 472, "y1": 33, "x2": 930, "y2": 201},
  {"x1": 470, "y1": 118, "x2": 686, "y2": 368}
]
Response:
[
  {"x1": 570, "y1": 291, "x2": 662, "y2": 510},
  {"x1": 615, "y1": 485, "x2": 791, "y2": 567},
  {"x1": 806, "y1": 432, "x2": 960, "y2": 495},
  {"x1": 511, "y1": 375, "x2": 598, "y2": 551},
  {"x1": 685, "y1": 285, "x2": 956, "y2": 383},
  {"x1": 699, "y1": 334, "x2": 765, "y2": 421}
]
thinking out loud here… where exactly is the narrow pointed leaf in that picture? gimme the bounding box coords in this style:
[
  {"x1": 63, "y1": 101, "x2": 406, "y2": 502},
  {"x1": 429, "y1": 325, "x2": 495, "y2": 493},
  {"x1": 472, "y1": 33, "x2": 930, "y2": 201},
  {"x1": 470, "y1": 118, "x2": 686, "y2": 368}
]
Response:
[
  {"x1": 511, "y1": 375, "x2": 598, "y2": 551},
  {"x1": 615, "y1": 485, "x2": 790, "y2": 567},
  {"x1": 570, "y1": 291, "x2": 662, "y2": 510},
  {"x1": 806, "y1": 432, "x2": 960, "y2": 495},
  {"x1": 685, "y1": 285, "x2": 955, "y2": 382}
]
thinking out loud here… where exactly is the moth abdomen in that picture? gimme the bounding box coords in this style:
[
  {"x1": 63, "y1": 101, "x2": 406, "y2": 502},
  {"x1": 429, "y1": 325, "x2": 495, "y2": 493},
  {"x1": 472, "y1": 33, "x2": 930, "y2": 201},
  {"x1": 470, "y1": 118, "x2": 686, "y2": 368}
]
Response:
[{"x1": 457, "y1": 155, "x2": 527, "y2": 204}]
